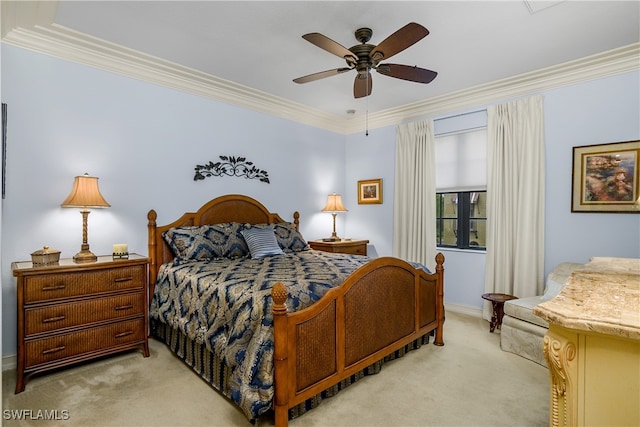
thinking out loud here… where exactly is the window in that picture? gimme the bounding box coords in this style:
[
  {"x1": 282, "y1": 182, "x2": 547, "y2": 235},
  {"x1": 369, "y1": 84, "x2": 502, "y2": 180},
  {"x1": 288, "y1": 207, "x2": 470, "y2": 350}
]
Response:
[
  {"x1": 436, "y1": 191, "x2": 486, "y2": 249},
  {"x1": 434, "y1": 122, "x2": 487, "y2": 250}
]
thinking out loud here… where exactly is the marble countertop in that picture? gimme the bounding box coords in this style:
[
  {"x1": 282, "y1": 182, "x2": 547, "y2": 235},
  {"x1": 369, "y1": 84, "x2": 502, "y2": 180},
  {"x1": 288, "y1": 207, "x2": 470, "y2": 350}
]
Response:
[{"x1": 534, "y1": 257, "x2": 640, "y2": 341}]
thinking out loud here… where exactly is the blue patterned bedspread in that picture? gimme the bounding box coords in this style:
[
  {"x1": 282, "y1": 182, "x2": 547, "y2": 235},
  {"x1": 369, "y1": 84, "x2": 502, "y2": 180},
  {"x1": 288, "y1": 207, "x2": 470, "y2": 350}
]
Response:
[{"x1": 149, "y1": 250, "x2": 371, "y2": 419}]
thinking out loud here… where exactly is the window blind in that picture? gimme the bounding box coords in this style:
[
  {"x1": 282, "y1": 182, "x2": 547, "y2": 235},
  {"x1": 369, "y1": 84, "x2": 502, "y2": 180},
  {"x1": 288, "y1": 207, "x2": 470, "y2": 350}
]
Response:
[{"x1": 435, "y1": 128, "x2": 487, "y2": 191}]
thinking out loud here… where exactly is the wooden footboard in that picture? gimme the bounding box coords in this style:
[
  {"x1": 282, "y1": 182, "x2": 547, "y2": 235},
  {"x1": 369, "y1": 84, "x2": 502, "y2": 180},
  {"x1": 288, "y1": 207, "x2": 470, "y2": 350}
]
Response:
[{"x1": 271, "y1": 253, "x2": 445, "y2": 427}]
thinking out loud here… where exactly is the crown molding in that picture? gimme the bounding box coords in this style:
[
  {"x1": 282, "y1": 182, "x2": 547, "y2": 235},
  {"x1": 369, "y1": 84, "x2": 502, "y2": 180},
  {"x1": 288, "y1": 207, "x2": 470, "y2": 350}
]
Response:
[
  {"x1": 2, "y1": 23, "x2": 348, "y2": 133},
  {"x1": 343, "y1": 43, "x2": 640, "y2": 134},
  {"x1": 0, "y1": 0, "x2": 57, "y2": 38},
  {"x1": 2, "y1": 8, "x2": 638, "y2": 135}
]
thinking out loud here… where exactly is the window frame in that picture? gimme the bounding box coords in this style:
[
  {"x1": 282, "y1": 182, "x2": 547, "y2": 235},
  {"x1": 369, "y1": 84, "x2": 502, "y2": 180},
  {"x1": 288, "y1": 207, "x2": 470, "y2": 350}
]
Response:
[{"x1": 436, "y1": 190, "x2": 487, "y2": 251}]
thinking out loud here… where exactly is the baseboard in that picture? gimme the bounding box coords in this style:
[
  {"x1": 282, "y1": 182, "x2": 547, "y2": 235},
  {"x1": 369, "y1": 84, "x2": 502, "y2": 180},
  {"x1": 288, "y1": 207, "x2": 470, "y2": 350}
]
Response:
[
  {"x1": 2, "y1": 354, "x2": 16, "y2": 371},
  {"x1": 445, "y1": 303, "x2": 483, "y2": 318}
]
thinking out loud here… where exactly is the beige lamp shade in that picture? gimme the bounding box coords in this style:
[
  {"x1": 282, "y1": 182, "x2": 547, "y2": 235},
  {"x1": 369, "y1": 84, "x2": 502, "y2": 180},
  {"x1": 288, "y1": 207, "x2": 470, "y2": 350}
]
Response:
[
  {"x1": 61, "y1": 174, "x2": 110, "y2": 208},
  {"x1": 321, "y1": 193, "x2": 347, "y2": 241},
  {"x1": 61, "y1": 173, "x2": 109, "y2": 263},
  {"x1": 321, "y1": 193, "x2": 347, "y2": 213}
]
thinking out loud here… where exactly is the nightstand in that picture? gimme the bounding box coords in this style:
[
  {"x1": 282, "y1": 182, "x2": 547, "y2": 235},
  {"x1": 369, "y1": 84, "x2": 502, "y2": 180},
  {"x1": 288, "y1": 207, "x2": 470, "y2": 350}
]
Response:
[
  {"x1": 12, "y1": 254, "x2": 150, "y2": 393},
  {"x1": 308, "y1": 239, "x2": 369, "y2": 256}
]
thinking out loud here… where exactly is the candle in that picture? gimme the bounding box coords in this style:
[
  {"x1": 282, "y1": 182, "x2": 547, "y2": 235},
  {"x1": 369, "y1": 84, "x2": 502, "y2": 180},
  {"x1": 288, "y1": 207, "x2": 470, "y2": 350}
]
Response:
[{"x1": 113, "y1": 244, "x2": 128, "y2": 255}]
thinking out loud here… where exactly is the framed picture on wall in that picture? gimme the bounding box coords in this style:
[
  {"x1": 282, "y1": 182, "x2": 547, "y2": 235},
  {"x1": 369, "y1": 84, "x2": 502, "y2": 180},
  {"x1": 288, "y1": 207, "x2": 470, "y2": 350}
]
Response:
[
  {"x1": 571, "y1": 140, "x2": 640, "y2": 213},
  {"x1": 358, "y1": 178, "x2": 383, "y2": 204}
]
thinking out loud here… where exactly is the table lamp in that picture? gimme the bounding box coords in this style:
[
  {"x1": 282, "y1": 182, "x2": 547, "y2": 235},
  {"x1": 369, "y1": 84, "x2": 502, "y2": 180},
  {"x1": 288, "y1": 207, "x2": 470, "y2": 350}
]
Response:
[
  {"x1": 61, "y1": 173, "x2": 110, "y2": 262},
  {"x1": 321, "y1": 193, "x2": 347, "y2": 241}
]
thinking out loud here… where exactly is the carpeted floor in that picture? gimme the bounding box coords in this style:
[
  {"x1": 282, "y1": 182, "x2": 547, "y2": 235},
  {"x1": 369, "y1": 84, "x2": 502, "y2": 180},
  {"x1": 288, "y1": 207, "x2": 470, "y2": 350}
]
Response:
[{"x1": 2, "y1": 311, "x2": 549, "y2": 426}]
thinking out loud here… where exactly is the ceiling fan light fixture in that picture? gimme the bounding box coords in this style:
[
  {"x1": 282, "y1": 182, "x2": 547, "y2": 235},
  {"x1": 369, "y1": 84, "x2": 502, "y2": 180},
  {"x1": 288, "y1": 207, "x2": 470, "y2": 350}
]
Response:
[{"x1": 293, "y1": 22, "x2": 436, "y2": 98}]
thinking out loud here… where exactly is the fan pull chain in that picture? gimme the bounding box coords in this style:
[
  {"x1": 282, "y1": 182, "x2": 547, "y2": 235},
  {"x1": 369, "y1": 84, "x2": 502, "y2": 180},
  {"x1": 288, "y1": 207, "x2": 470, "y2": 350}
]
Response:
[
  {"x1": 365, "y1": 71, "x2": 369, "y2": 136},
  {"x1": 365, "y1": 102, "x2": 369, "y2": 136}
]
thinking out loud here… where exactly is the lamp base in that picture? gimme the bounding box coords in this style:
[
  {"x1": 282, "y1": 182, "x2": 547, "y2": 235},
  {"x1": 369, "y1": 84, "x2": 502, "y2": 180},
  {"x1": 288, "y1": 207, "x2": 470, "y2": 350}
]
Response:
[
  {"x1": 323, "y1": 230, "x2": 341, "y2": 242},
  {"x1": 73, "y1": 249, "x2": 97, "y2": 263}
]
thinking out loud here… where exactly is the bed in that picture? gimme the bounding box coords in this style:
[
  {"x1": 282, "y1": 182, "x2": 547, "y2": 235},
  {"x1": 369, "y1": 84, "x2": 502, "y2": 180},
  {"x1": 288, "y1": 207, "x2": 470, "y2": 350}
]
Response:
[{"x1": 147, "y1": 194, "x2": 445, "y2": 426}]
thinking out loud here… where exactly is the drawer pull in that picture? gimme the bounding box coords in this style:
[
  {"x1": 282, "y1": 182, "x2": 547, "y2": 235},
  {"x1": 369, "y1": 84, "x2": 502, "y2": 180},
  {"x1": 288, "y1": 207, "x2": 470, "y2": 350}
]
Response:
[
  {"x1": 42, "y1": 285, "x2": 66, "y2": 291},
  {"x1": 114, "y1": 277, "x2": 133, "y2": 284},
  {"x1": 42, "y1": 346, "x2": 65, "y2": 355},
  {"x1": 115, "y1": 330, "x2": 133, "y2": 338},
  {"x1": 42, "y1": 315, "x2": 66, "y2": 324},
  {"x1": 114, "y1": 304, "x2": 134, "y2": 311}
]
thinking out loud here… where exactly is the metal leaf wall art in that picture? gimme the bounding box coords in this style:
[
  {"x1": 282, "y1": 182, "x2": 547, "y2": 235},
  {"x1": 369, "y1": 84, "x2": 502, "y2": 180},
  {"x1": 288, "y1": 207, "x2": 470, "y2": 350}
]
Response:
[{"x1": 194, "y1": 155, "x2": 270, "y2": 184}]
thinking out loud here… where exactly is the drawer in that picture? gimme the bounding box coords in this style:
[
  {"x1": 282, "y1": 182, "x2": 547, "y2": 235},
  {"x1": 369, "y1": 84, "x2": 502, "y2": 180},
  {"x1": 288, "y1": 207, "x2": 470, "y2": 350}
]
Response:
[
  {"x1": 25, "y1": 292, "x2": 145, "y2": 336},
  {"x1": 24, "y1": 318, "x2": 145, "y2": 368},
  {"x1": 24, "y1": 265, "x2": 146, "y2": 303},
  {"x1": 342, "y1": 245, "x2": 367, "y2": 255}
]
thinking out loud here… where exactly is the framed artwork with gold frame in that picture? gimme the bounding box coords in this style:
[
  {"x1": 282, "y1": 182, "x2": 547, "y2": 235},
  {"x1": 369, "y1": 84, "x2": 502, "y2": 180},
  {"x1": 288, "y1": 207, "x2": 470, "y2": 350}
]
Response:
[
  {"x1": 571, "y1": 140, "x2": 639, "y2": 213},
  {"x1": 358, "y1": 179, "x2": 383, "y2": 204}
]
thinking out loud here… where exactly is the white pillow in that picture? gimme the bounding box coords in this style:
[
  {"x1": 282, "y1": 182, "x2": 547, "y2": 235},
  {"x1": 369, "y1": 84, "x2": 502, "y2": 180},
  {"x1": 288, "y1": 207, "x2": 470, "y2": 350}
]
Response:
[
  {"x1": 542, "y1": 278, "x2": 564, "y2": 300},
  {"x1": 241, "y1": 226, "x2": 285, "y2": 259}
]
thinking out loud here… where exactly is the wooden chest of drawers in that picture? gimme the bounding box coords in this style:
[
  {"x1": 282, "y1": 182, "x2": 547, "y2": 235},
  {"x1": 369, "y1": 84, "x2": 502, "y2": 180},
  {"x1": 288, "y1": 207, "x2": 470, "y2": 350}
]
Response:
[{"x1": 12, "y1": 254, "x2": 149, "y2": 393}]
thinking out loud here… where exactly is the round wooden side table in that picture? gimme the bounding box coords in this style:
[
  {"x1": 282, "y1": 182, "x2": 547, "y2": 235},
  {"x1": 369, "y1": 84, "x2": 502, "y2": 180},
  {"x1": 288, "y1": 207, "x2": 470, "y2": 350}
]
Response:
[{"x1": 481, "y1": 293, "x2": 518, "y2": 333}]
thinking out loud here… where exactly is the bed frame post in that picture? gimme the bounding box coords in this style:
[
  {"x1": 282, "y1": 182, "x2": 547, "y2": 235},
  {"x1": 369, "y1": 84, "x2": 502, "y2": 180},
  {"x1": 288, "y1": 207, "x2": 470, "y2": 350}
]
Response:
[
  {"x1": 147, "y1": 210, "x2": 158, "y2": 296},
  {"x1": 293, "y1": 211, "x2": 300, "y2": 230},
  {"x1": 434, "y1": 252, "x2": 445, "y2": 346},
  {"x1": 271, "y1": 282, "x2": 289, "y2": 427}
]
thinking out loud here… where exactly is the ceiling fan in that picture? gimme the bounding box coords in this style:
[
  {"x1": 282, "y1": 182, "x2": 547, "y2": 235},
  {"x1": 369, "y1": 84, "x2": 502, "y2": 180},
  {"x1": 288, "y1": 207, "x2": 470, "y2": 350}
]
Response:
[{"x1": 293, "y1": 22, "x2": 437, "y2": 99}]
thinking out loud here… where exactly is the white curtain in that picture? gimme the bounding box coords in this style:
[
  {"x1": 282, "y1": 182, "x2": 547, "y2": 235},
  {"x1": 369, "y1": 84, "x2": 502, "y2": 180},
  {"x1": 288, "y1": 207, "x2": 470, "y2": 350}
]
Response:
[
  {"x1": 393, "y1": 119, "x2": 437, "y2": 270},
  {"x1": 484, "y1": 95, "x2": 545, "y2": 319}
]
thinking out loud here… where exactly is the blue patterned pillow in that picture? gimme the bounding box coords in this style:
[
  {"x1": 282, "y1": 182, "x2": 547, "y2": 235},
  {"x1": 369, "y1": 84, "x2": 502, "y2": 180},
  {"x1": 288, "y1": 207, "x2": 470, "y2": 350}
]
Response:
[
  {"x1": 206, "y1": 222, "x2": 250, "y2": 259},
  {"x1": 241, "y1": 226, "x2": 285, "y2": 259},
  {"x1": 162, "y1": 226, "x2": 219, "y2": 262},
  {"x1": 163, "y1": 223, "x2": 249, "y2": 261},
  {"x1": 255, "y1": 222, "x2": 309, "y2": 253}
]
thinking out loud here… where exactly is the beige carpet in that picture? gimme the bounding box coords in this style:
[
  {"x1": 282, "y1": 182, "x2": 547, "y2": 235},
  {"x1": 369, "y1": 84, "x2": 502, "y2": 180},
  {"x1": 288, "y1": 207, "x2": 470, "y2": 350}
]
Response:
[{"x1": 2, "y1": 312, "x2": 549, "y2": 426}]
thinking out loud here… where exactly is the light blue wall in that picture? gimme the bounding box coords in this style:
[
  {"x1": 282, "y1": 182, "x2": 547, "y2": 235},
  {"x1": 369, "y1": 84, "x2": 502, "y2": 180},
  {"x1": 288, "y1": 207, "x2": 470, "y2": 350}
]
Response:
[
  {"x1": 543, "y1": 72, "x2": 640, "y2": 266},
  {"x1": 2, "y1": 44, "x2": 639, "y2": 357},
  {"x1": 344, "y1": 71, "x2": 640, "y2": 313},
  {"x1": 0, "y1": 45, "x2": 346, "y2": 356},
  {"x1": 343, "y1": 126, "x2": 396, "y2": 258}
]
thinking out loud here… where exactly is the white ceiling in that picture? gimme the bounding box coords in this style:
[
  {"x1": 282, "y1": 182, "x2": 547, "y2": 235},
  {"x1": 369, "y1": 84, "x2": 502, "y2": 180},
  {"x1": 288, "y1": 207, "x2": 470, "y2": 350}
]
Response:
[{"x1": 3, "y1": 1, "x2": 640, "y2": 130}]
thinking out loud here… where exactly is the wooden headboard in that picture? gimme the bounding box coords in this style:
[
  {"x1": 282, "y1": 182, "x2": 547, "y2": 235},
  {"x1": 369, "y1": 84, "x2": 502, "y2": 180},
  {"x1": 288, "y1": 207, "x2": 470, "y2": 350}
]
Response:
[{"x1": 147, "y1": 194, "x2": 299, "y2": 286}]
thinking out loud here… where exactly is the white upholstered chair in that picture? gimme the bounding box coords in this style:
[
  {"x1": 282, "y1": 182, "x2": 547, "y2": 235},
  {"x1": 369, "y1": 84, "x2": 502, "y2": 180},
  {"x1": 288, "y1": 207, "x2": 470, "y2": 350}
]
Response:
[{"x1": 500, "y1": 262, "x2": 583, "y2": 366}]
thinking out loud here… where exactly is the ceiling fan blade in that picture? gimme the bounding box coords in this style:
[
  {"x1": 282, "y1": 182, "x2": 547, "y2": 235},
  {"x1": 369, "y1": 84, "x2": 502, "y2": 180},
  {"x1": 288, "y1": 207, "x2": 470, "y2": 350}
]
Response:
[
  {"x1": 302, "y1": 33, "x2": 357, "y2": 61},
  {"x1": 353, "y1": 72, "x2": 373, "y2": 98},
  {"x1": 293, "y1": 68, "x2": 352, "y2": 84},
  {"x1": 376, "y1": 63, "x2": 437, "y2": 84},
  {"x1": 369, "y1": 23, "x2": 429, "y2": 62}
]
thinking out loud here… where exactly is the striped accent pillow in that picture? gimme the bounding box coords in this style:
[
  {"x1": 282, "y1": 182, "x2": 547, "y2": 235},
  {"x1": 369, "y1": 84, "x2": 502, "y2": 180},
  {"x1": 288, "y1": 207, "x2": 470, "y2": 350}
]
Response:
[
  {"x1": 241, "y1": 226, "x2": 285, "y2": 259},
  {"x1": 253, "y1": 222, "x2": 309, "y2": 252}
]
